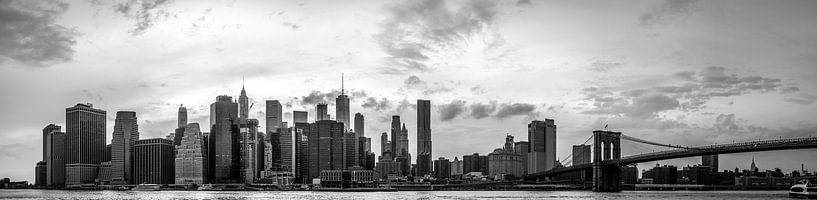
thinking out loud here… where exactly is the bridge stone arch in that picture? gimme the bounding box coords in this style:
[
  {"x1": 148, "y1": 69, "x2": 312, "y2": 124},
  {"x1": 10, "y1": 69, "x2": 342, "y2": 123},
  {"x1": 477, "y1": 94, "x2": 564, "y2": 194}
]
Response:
[{"x1": 593, "y1": 130, "x2": 621, "y2": 192}]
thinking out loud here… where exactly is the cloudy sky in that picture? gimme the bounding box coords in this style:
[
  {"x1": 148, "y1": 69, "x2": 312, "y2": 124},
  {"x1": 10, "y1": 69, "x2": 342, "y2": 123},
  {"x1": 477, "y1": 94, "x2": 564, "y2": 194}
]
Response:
[{"x1": 2, "y1": 0, "x2": 817, "y2": 182}]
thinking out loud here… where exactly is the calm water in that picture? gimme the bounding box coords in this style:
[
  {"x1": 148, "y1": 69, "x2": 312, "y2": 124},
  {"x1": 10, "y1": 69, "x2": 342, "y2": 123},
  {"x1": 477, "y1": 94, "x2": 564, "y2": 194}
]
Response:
[{"x1": 0, "y1": 189, "x2": 792, "y2": 199}]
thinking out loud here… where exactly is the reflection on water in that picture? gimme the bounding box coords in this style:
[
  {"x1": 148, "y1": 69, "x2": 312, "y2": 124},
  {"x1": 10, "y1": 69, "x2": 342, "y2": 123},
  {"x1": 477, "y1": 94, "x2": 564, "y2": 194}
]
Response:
[{"x1": 0, "y1": 190, "x2": 791, "y2": 199}]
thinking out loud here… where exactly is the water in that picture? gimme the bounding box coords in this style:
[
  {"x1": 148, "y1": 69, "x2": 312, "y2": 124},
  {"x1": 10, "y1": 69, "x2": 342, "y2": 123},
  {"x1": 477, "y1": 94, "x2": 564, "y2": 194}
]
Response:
[{"x1": 0, "y1": 190, "x2": 792, "y2": 199}]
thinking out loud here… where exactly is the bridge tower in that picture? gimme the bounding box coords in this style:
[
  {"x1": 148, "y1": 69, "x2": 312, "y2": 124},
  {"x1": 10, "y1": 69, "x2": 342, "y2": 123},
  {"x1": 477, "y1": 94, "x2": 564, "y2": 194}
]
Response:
[{"x1": 592, "y1": 130, "x2": 621, "y2": 192}]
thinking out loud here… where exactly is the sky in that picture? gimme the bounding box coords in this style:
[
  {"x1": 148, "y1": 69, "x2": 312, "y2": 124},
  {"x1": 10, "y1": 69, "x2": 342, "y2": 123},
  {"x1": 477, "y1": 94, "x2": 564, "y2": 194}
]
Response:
[{"x1": 1, "y1": 0, "x2": 816, "y2": 182}]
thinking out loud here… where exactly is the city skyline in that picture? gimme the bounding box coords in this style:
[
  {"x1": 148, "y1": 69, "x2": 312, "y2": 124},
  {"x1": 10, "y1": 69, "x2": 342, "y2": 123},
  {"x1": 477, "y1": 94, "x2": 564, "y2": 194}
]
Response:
[{"x1": 2, "y1": 0, "x2": 817, "y2": 183}]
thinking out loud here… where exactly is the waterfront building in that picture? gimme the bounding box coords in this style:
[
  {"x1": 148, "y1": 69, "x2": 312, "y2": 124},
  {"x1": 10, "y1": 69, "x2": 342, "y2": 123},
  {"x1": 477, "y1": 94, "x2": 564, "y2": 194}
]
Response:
[
  {"x1": 375, "y1": 160, "x2": 401, "y2": 179},
  {"x1": 42, "y1": 124, "x2": 61, "y2": 161},
  {"x1": 175, "y1": 123, "x2": 208, "y2": 185},
  {"x1": 450, "y1": 157, "x2": 463, "y2": 176},
  {"x1": 111, "y1": 111, "x2": 139, "y2": 185},
  {"x1": 572, "y1": 144, "x2": 591, "y2": 165},
  {"x1": 65, "y1": 103, "x2": 106, "y2": 186},
  {"x1": 463, "y1": 153, "x2": 489, "y2": 174},
  {"x1": 209, "y1": 95, "x2": 239, "y2": 183},
  {"x1": 239, "y1": 119, "x2": 260, "y2": 183},
  {"x1": 514, "y1": 141, "x2": 529, "y2": 175},
  {"x1": 307, "y1": 120, "x2": 345, "y2": 180},
  {"x1": 433, "y1": 157, "x2": 451, "y2": 179},
  {"x1": 294, "y1": 122, "x2": 310, "y2": 183},
  {"x1": 35, "y1": 161, "x2": 46, "y2": 186},
  {"x1": 528, "y1": 119, "x2": 556, "y2": 173},
  {"x1": 488, "y1": 135, "x2": 522, "y2": 178},
  {"x1": 46, "y1": 131, "x2": 66, "y2": 186},
  {"x1": 133, "y1": 138, "x2": 175, "y2": 184},
  {"x1": 642, "y1": 164, "x2": 677, "y2": 184},
  {"x1": 621, "y1": 165, "x2": 638, "y2": 184},
  {"x1": 416, "y1": 99, "x2": 432, "y2": 177},
  {"x1": 97, "y1": 162, "x2": 111, "y2": 185},
  {"x1": 318, "y1": 169, "x2": 377, "y2": 188}
]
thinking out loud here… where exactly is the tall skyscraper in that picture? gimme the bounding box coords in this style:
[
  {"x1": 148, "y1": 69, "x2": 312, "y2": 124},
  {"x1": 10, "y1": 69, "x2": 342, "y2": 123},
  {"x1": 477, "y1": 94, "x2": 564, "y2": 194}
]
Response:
[
  {"x1": 528, "y1": 119, "x2": 556, "y2": 173},
  {"x1": 572, "y1": 144, "x2": 591, "y2": 165},
  {"x1": 344, "y1": 131, "x2": 358, "y2": 168},
  {"x1": 42, "y1": 124, "x2": 61, "y2": 161},
  {"x1": 306, "y1": 120, "x2": 344, "y2": 180},
  {"x1": 278, "y1": 126, "x2": 293, "y2": 173},
  {"x1": 316, "y1": 103, "x2": 328, "y2": 121},
  {"x1": 380, "y1": 132, "x2": 390, "y2": 158},
  {"x1": 175, "y1": 123, "x2": 208, "y2": 184},
  {"x1": 65, "y1": 103, "x2": 106, "y2": 186},
  {"x1": 416, "y1": 99, "x2": 432, "y2": 176},
  {"x1": 209, "y1": 95, "x2": 239, "y2": 183},
  {"x1": 239, "y1": 119, "x2": 260, "y2": 183},
  {"x1": 293, "y1": 111, "x2": 308, "y2": 123},
  {"x1": 390, "y1": 116, "x2": 400, "y2": 156},
  {"x1": 293, "y1": 122, "x2": 309, "y2": 183},
  {"x1": 111, "y1": 111, "x2": 139, "y2": 185},
  {"x1": 178, "y1": 105, "x2": 188, "y2": 129},
  {"x1": 133, "y1": 138, "x2": 175, "y2": 184},
  {"x1": 46, "y1": 131, "x2": 66, "y2": 186},
  {"x1": 239, "y1": 85, "x2": 249, "y2": 120},
  {"x1": 336, "y1": 74, "x2": 350, "y2": 131},
  {"x1": 266, "y1": 100, "x2": 282, "y2": 133},
  {"x1": 702, "y1": 155, "x2": 718, "y2": 172},
  {"x1": 354, "y1": 113, "x2": 364, "y2": 138},
  {"x1": 397, "y1": 124, "x2": 409, "y2": 158}
]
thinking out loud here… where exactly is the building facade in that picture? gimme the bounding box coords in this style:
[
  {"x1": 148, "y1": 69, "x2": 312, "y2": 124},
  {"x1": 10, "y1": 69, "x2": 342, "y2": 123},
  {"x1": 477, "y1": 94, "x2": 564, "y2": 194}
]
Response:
[
  {"x1": 46, "y1": 131, "x2": 66, "y2": 186},
  {"x1": 307, "y1": 120, "x2": 345, "y2": 180},
  {"x1": 316, "y1": 103, "x2": 329, "y2": 121},
  {"x1": 133, "y1": 138, "x2": 175, "y2": 184},
  {"x1": 209, "y1": 95, "x2": 239, "y2": 183},
  {"x1": 65, "y1": 103, "x2": 106, "y2": 186},
  {"x1": 266, "y1": 100, "x2": 282, "y2": 133},
  {"x1": 514, "y1": 141, "x2": 529, "y2": 175},
  {"x1": 111, "y1": 111, "x2": 139, "y2": 185},
  {"x1": 175, "y1": 123, "x2": 208, "y2": 184},
  {"x1": 433, "y1": 157, "x2": 451, "y2": 179},
  {"x1": 528, "y1": 119, "x2": 556, "y2": 174},
  {"x1": 416, "y1": 99, "x2": 432, "y2": 177},
  {"x1": 572, "y1": 144, "x2": 591, "y2": 165}
]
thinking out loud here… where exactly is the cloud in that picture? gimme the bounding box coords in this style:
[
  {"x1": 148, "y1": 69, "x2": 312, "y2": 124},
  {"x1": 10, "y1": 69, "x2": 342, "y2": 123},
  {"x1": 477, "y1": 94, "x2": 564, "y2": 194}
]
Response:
[
  {"x1": 404, "y1": 75, "x2": 425, "y2": 87},
  {"x1": 300, "y1": 90, "x2": 341, "y2": 105},
  {"x1": 588, "y1": 58, "x2": 624, "y2": 72},
  {"x1": 785, "y1": 93, "x2": 817, "y2": 105},
  {"x1": 495, "y1": 103, "x2": 536, "y2": 119},
  {"x1": 376, "y1": 0, "x2": 499, "y2": 73},
  {"x1": 583, "y1": 89, "x2": 679, "y2": 119},
  {"x1": 0, "y1": 0, "x2": 78, "y2": 66},
  {"x1": 714, "y1": 113, "x2": 739, "y2": 131},
  {"x1": 438, "y1": 100, "x2": 466, "y2": 121},
  {"x1": 400, "y1": 75, "x2": 454, "y2": 95},
  {"x1": 361, "y1": 97, "x2": 392, "y2": 111},
  {"x1": 627, "y1": 93, "x2": 680, "y2": 119},
  {"x1": 469, "y1": 102, "x2": 496, "y2": 119},
  {"x1": 639, "y1": 0, "x2": 700, "y2": 27},
  {"x1": 113, "y1": 0, "x2": 173, "y2": 35},
  {"x1": 516, "y1": 0, "x2": 531, "y2": 6}
]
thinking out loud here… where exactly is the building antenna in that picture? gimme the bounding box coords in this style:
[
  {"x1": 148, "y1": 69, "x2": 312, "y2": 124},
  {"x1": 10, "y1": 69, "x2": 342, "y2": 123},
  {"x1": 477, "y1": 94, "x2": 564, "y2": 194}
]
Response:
[{"x1": 341, "y1": 73, "x2": 345, "y2": 95}]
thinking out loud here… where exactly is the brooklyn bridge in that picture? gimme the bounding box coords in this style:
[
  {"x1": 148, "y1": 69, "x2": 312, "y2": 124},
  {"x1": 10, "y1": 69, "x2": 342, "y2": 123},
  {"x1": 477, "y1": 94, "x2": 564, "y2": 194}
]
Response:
[{"x1": 524, "y1": 130, "x2": 817, "y2": 192}]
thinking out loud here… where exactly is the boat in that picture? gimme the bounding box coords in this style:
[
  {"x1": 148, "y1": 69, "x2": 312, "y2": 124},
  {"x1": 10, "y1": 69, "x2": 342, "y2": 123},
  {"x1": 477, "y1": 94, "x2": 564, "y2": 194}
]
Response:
[
  {"x1": 789, "y1": 178, "x2": 817, "y2": 199},
  {"x1": 132, "y1": 184, "x2": 161, "y2": 191}
]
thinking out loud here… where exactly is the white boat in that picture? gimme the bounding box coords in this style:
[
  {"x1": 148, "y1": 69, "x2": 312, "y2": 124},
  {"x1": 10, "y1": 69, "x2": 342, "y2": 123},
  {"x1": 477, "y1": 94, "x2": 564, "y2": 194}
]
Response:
[
  {"x1": 132, "y1": 184, "x2": 161, "y2": 191},
  {"x1": 789, "y1": 179, "x2": 817, "y2": 199}
]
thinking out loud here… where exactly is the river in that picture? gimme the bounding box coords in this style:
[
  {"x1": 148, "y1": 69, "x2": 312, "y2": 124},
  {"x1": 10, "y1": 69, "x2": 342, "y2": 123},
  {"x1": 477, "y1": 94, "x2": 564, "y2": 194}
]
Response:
[{"x1": 0, "y1": 189, "x2": 793, "y2": 199}]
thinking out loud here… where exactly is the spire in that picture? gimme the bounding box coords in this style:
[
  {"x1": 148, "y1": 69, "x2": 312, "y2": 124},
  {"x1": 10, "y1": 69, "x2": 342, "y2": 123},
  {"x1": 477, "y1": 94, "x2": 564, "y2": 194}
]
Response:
[
  {"x1": 402, "y1": 123, "x2": 406, "y2": 131},
  {"x1": 341, "y1": 72, "x2": 345, "y2": 95},
  {"x1": 240, "y1": 77, "x2": 247, "y2": 96}
]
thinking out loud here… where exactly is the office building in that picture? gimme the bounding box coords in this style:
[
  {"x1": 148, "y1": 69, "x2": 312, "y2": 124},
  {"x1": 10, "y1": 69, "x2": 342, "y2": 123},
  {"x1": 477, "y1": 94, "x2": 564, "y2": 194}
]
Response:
[
  {"x1": 209, "y1": 95, "x2": 239, "y2": 183},
  {"x1": 65, "y1": 103, "x2": 106, "y2": 185},
  {"x1": 354, "y1": 113, "x2": 364, "y2": 137},
  {"x1": 488, "y1": 135, "x2": 522, "y2": 178},
  {"x1": 35, "y1": 161, "x2": 47, "y2": 186},
  {"x1": 344, "y1": 131, "x2": 358, "y2": 168},
  {"x1": 239, "y1": 119, "x2": 260, "y2": 183},
  {"x1": 111, "y1": 111, "x2": 139, "y2": 185},
  {"x1": 293, "y1": 122, "x2": 309, "y2": 183},
  {"x1": 463, "y1": 153, "x2": 489, "y2": 174},
  {"x1": 390, "y1": 116, "x2": 400, "y2": 157},
  {"x1": 434, "y1": 157, "x2": 451, "y2": 179},
  {"x1": 572, "y1": 144, "x2": 591, "y2": 165},
  {"x1": 528, "y1": 119, "x2": 556, "y2": 173},
  {"x1": 336, "y1": 75, "x2": 350, "y2": 131},
  {"x1": 42, "y1": 124, "x2": 61, "y2": 161},
  {"x1": 174, "y1": 105, "x2": 187, "y2": 146},
  {"x1": 46, "y1": 131, "x2": 66, "y2": 186},
  {"x1": 97, "y1": 162, "x2": 111, "y2": 185},
  {"x1": 316, "y1": 103, "x2": 329, "y2": 121},
  {"x1": 133, "y1": 138, "x2": 175, "y2": 184},
  {"x1": 514, "y1": 141, "x2": 529, "y2": 175},
  {"x1": 266, "y1": 100, "x2": 282, "y2": 133},
  {"x1": 416, "y1": 99, "x2": 432, "y2": 176},
  {"x1": 307, "y1": 120, "x2": 345, "y2": 180},
  {"x1": 279, "y1": 126, "x2": 293, "y2": 173},
  {"x1": 450, "y1": 157, "x2": 463, "y2": 176},
  {"x1": 293, "y1": 111, "x2": 308, "y2": 123},
  {"x1": 175, "y1": 123, "x2": 208, "y2": 184}
]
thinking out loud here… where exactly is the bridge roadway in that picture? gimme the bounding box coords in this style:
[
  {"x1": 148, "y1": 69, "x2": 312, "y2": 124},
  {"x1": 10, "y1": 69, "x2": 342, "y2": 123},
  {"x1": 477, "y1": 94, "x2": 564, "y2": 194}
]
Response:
[{"x1": 526, "y1": 136, "x2": 817, "y2": 178}]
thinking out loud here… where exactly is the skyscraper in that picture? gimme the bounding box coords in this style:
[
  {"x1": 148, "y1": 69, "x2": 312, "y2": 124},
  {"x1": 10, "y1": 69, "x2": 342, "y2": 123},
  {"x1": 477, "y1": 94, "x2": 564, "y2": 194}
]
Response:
[
  {"x1": 111, "y1": 111, "x2": 139, "y2": 185},
  {"x1": 380, "y1": 132, "x2": 390, "y2": 159},
  {"x1": 316, "y1": 103, "x2": 328, "y2": 121},
  {"x1": 42, "y1": 124, "x2": 61, "y2": 161},
  {"x1": 514, "y1": 141, "x2": 529, "y2": 175},
  {"x1": 278, "y1": 126, "x2": 293, "y2": 173},
  {"x1": 354, "y1": 113, "x2": 364, "y2": 138},
  {"x1": 178, "y1": 105, "x2": 188, "y2": 129},
  {"x1": 528, "y1": 119, "x2": 556, "y2": 173},
  {"x1": 307, "y1": 120, "x2": 344, "y2": 180},
  {"x1": 46, "y1": 131, "x2": 66, "y2": 186},
  {"x1": 344, "y1": 131, "x2": 358, "y2": 168},
  {"x1": 416, "y1": 99, "x2": 432, "y2": 176},
  {"x1": 293, "y1": 122, "x2": 309, "y2": 183},
  {"x1": 266, "y1": 100, "x2": 282, "y2": 133},
  {"x1": 336, "y1": 74, "x2": 350, "y2": 131},
  {"x1": 239, "y1": 119, "x2": 260, "y2": 183},
  {"x1": 397, "y1": 124, "x2": 409, "y2": 158},
  {"x1": 239, "y1": 85, "x2": 249, "y2": 120},
  {"x1": 175, "y1": 123, "x2": 208, "y2": 184},
  {"x1": 65, "y1": 103, "x2": 106, "y2": 186},
  {"x1": 390, "y1": 116, "x2": 400, "y2": 157},
  {"x1": 133, "y1": 138, "x2": 175, "y2": 184},
  {"x1": 209, "y1": 95, "x2": 239, "y2": 183},
  {"x1": 293, "y1": 111, "x2": 308, "y2": 123}
]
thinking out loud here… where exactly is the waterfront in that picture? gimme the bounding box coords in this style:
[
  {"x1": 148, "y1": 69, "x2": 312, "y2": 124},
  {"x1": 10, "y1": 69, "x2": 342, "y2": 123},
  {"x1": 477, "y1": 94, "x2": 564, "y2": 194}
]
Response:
[{"x1": 0, "y1": 190, "x2": 793, "y2": 199}]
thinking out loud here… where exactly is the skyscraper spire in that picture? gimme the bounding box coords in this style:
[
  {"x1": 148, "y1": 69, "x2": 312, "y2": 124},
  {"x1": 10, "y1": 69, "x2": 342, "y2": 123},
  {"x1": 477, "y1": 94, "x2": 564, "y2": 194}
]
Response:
[{"x1": 341, "y1": 73, "x2": 345, "y2": 95}]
